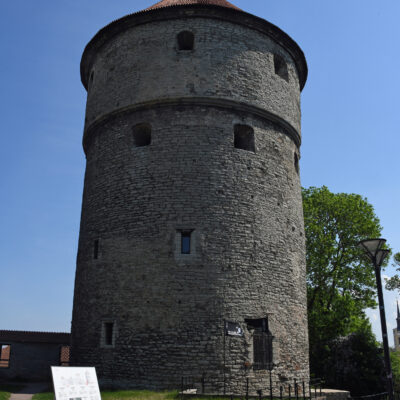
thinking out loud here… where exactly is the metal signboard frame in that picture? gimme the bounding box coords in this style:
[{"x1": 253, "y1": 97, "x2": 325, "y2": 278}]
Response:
[{"x1": 51, "y1": 366, "x2": 101, "y2": 400}]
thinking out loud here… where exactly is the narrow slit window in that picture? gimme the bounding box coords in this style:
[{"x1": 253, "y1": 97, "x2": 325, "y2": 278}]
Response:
[
  {"x1": 90, "y1": 71, "x2": 94, "y2": 85},
  {"x1": 274, "y1": 54, "x2": 289, "y2": 82},
  {"x1": 104, "y1": 322, "x2": 114, "y2": 346},
  {"x1": 294, "y1": 153, "x2": 299, "y2": 174},
  {"x1": 94, "y1": 239, "x2": 99, "y2": 260},
  {"x1": 177, "y1": 31, "x2": 194, "y2": 51},
  {"x1": 181, "y1": 231, "x2": 191, "y2": 254},
  {"x1": 234, "y1": 124, "x2": 255, "y2": 152},
  {"x1": 0, "y1": 345, "x2": 10, "y2": 368},
  {"x1": 132, "y1": 123, "x2": 152, "y2": 147}
]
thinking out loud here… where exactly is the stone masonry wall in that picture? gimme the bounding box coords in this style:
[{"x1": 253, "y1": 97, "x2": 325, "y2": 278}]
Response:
[
  {"x1": 0, "y1": 342, "x2": 61, "y2": 381},
  {"x1": 71, "y1": 7, "x2": 309, "y2": 393},
  {"x1": 83, "y1": 16, "x2": 301, "y2": 135}
]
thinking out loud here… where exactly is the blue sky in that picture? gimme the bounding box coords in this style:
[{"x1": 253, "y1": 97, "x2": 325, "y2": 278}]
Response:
[{"x1": 1, "y1": 1, "x2": 399, "y2": 344}]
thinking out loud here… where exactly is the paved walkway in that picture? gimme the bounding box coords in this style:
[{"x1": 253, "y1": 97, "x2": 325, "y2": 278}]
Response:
[{"x1": 9, "y1": 383, "x2": 49, "y2": 400}]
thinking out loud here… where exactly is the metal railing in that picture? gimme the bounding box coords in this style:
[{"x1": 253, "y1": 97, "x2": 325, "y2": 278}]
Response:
[
  {"x1": 350, "y1": 393, "x2": 389, "y2": 400},
  {"x1": 180, "y1": 374, "x2": 322, "y2": 400}
]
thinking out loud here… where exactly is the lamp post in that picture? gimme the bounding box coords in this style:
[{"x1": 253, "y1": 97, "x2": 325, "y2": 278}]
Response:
[{"x1": 358, "y1": 238, "x2": 393, "y2": 400}]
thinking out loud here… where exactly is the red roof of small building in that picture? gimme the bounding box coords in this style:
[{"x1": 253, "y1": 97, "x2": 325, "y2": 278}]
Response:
[
  {"x1": 0, "y1": 330, "x2": 70, "y2": 345},
  {"x1": 146, "y1": 0, "x2": 241, "y2": 11}
]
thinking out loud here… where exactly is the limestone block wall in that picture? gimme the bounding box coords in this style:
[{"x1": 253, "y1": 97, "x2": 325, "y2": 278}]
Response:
[
  {"x1": 83, "y1": 16, "x2": 301, "y2": 134},
  {"x1": 71, "y1": 4, "x2": 309, "y2": 392}
]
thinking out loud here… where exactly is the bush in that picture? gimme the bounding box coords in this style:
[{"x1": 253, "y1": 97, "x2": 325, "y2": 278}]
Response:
[{"x1": 320, "y1": 331, "x2": 385, "y2": 396}]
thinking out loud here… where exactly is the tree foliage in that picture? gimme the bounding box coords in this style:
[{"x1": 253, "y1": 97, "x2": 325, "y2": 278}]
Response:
[
  {"x1": 391, "y1": 350, "x2": 400, "y2": 393},
  {"x1": 322, "y1": 328, "x2": 385, "y2": 396},
  {"x1": 385, "y1": 253, "x2": 400, "y2": 291},
  {"x1": 303, "y1": 186, "x2": 388, "y2": 389}
]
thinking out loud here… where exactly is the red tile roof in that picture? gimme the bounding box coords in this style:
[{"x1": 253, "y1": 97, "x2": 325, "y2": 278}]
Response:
[
  {"x1": 0, "y1": 330, "x2": 70, "y2": 345},
  {"x1": 146, "y1": 0, "x2": 241, "y2": 11}
]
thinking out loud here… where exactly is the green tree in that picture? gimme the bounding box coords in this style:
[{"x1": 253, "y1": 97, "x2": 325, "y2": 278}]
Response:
[
  {"x1": 391, "y1": 350, "x2": 400, "y2": 393},
  {"x1": 322, "y1": 328, "x2": 385, "y2": 396},
  {"x1": 303, "y1": 186, "x2": 388, "y2": 384},
  {"x1": 385, "y1": 253, "x2": 400, "y2": 291}
]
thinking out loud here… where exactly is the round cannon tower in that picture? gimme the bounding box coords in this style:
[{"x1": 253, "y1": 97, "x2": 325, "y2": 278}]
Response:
[{"x1": 71, "y1": 0, "x2": 309, "y2": 392}]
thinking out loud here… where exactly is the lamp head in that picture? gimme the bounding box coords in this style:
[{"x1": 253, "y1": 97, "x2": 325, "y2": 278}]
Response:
[
  {"x1": 376, "y1": 249, "x2": 390, "y2": 267},
  {"x1": 357, "y1": 238, "x2": 386, "y2": 260}
]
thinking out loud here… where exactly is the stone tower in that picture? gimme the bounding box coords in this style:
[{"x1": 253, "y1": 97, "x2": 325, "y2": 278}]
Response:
[{"x1": 71, "y1": 0, "x2": 309, "y2": 392}]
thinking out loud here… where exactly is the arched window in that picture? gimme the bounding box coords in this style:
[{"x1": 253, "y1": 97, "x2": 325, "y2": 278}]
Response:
[
  {"x1": 274, "y1": 54, "x2": 289, "y2": 82},
  {"x1": 234, "y1": 124, "x2": 255, "y2": 153},
  {"x1": 132, "y1": 123, "x2": 152, "y2": 147},
  {"x1": 177, "y1": 31, "x2": 194, "y2": 51}
]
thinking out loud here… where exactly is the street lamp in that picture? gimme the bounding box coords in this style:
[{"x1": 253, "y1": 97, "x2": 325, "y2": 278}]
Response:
[{"x1": 358, "y1": 238, "x2": 393, "y2": 400}]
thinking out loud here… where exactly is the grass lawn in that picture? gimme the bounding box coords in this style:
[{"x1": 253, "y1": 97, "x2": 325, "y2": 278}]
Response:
[
  {"x1": 32, "y1": 393, "x2": 53, "y2": 400},
  {"x1": 102, "y1": 390, "x2": 179, "y2": 400},
  {"x1": 32, "y1": 390, "x2": 244, "y2": 400},
  {"x1": 33, "y1": 390, "x2": 179, "y2": 400}
]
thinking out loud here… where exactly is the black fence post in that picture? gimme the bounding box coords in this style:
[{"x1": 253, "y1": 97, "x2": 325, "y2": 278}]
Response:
[
  {"x1": 309, "y1": 381, "x2": 311, "y2": 400},
  {"x1": 257, "y1": 389, "x2": 262, "y2": 400},
  {"x1": 289, "y1": 384, "x2": 292, "y2": 400},
  {"x1": 280, "y1": 386, "x2": 283, "y2": 400},
  {"x1": 295, "y1": 379, "x2": 298, "y2": 400},
  {"x1": 246, "y1": 377, "x2": 249, "y2": 400},
  {"x1": 181, "y1": 377, "x2": 184, "y2": 400},
  {"x1": 302, "y1": 382, "x2": 306, "y2": 400}
]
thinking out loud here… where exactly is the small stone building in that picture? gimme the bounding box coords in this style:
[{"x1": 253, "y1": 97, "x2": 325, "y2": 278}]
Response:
[{"x1": 0, "y1": 330, "x2": 70, "y2": 382}]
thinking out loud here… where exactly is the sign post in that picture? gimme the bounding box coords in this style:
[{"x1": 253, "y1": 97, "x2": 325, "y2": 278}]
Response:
[{"x1": 223, "y1": 321, "x2": 244, "y2": 394}]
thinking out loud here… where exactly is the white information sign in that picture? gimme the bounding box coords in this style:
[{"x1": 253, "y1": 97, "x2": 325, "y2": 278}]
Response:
[{"x1": 51, "y1": 367, "x2": 101, "y2": 400}]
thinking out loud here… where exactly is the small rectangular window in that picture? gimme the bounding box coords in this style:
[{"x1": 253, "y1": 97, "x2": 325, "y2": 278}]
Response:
[
  {"x1": 94, "y1": 239, "x2": 99, "y2": 260},
  {"x1": 274, "y1": 54, "x2": 289, "y2": 82},
  {"x1": 104, "y1": 322, "x2": 114, "y2": 346},
  {"x1": 177, "y1": 31, "x2": 194, "y2": 51},
  {"x1": 181, "y1": 232, "x2": 191, "y2": 254},
  {"x1": 132, "y1": 123, "x2": 151, "y2": 147},
  {"x1": 0, "y1": 345, "x2": 11, "y2": 368},
  {"x1": 234, "y1": 124, "x2": 255, "y2": 152}
]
